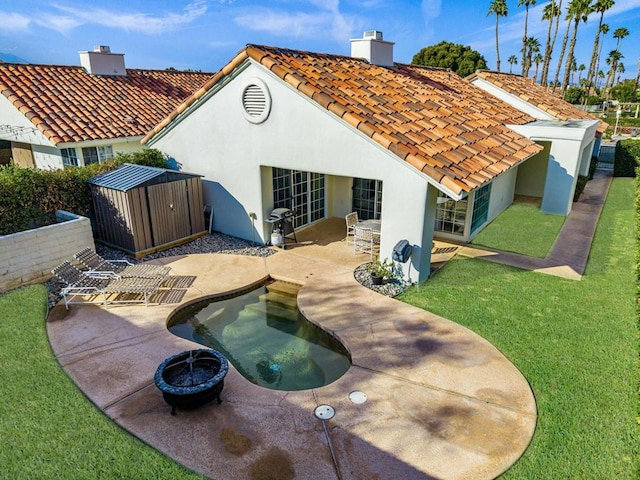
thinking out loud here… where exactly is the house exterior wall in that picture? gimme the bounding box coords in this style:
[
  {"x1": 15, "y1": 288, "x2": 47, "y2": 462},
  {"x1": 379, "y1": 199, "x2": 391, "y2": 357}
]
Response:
[
  {"x1": 515, "y1": 141, "x2": 551, "y2": 198},
  {"x1": 0, "y1": 94, "x2": 53, "y2": 147},
  {"x1": 486, "y1": 167, "x2": 517, "y2": 228},
  {"x1": 149, "y1": 61, "x2": 436, "y2": 282}
]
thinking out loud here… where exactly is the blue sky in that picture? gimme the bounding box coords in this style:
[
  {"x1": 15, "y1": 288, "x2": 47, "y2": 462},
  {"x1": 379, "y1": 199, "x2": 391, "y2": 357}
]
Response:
[{"x1": 1, "y1": 0, "x2": 639, "y2": 79}]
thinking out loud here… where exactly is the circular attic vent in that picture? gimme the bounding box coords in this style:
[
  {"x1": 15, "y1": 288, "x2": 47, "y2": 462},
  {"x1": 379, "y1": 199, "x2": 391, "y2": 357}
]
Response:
[{"x1": 242, "y1": 79, "x2": 271, "y2": 124}]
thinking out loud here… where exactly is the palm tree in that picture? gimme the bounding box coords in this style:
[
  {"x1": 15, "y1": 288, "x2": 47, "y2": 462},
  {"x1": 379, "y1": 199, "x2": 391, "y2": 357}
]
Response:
[
  {"x1": 594, "y1": 24, "x2": 610, "y2": 89},
  {"x1": 523, "y1": 37, "x2": 541, "y2": 77},
  {"x1": 613, "y1": 27, "x2": 629, "y2": 51},
  {"x1": 598, "y1": 70, "x2": 605, "y2": 89},
  {"x1": 541, "y1": 1, "x2": 563, "y2": 86},
  {"x1": 508, "y1": 55, "x2": 518, "y2": 73},
  {"x1": 552, "y1": 2, "x2": 574, "y2": 90},
  {"x1": 616, "y1": 62, "x2": 625, "y2": 85},
  {"x1": 578, "y1": 63, "x2": 586, "y2": 83},
  {"x1": 518, "y1": 0, "x2": 537, "y2": 76},
  {"x1": 487, "y1": 0, "x2": 508, "y2": 72},
  {"x1": 586, "y1": 0, "x2": 614, "y2": 96},
  {"x1": 533, "y1": 53, "x2": 544, "y2": 82},
  {"x1": 569, "y1": 58, "x2": 578, "y2": 84},
  {"x1": 605, "y1": 50, "x2": 623, "y2": 93},
  {"x1": 561, "y1": 0, "x2": 592, "y2": 93}
]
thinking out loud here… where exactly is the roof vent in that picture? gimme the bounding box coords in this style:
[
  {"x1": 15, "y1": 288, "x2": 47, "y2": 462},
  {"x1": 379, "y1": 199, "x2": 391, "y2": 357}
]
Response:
[
  {"x1": 241, "y1": 78, "x2": 271, "y2": 124},
  {"x1": 350, "y1": 31, "x2": 394, "y2": 67},
  {"x1": 79, "y1": 45, "x2": 126, "y2": 76}
]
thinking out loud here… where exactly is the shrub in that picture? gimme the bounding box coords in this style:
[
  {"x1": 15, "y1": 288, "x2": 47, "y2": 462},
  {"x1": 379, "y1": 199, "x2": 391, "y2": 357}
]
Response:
[
  {"x1": 0, "y1": 148, "x2": 167, "y2": 235},
  {"x1": 573, "y1": 175, "x2": 588, "y2": 202},
  {"x1": 613, "y1": 139, "x2": 640, "y2": 177},
  {"x1": 588, "y1": 155, "x2": 598, "y2": 180}
]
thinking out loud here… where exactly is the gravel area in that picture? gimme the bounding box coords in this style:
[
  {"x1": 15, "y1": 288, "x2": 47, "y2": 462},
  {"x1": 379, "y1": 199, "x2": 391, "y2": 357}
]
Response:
[{"x1": 353, "y1": 263, "x2": 405, "y2": 297}]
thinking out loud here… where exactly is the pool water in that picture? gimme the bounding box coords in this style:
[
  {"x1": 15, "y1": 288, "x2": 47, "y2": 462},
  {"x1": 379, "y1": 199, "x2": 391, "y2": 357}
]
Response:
[{"x1": 167, "y1": 281, "x2": 351, "y2": 391}]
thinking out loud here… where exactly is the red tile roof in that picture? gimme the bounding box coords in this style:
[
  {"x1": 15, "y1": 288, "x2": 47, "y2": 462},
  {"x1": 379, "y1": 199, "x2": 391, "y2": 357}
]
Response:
[
  {"x1": 145, "y1": 45, "x2": 543, "y2": 196},
  {"x1": 0, "y1": 63, "x2": 213, "y2": 145},
  {"x1": 468, "y1": 70, "x2": 608, "y2": 133}
]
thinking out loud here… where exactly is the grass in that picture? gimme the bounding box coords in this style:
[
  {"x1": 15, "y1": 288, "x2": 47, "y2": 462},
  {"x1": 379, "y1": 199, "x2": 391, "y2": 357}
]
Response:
[
  {"x1": 471, "y1": 202, "x2": 566, "y2": 258},
  {"x1": 401, "y1": 178, "x2": 639, "y2": 479},
  {"x1": 0, "y1": 285, "x2": 204, "y2": 480}
]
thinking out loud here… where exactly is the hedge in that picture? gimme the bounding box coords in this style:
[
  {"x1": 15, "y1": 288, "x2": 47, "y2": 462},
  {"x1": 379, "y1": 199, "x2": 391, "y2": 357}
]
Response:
[
  {"x1": 0, "y1": 149, "x2": 166, "y2": 235},
  {"x1": 614, "y1": 139, "x2": 640, "y2": 177}
]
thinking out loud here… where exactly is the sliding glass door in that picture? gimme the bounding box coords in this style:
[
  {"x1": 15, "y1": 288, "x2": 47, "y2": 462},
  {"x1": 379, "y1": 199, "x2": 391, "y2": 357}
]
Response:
[{"x1": 272, "y1": 168, "x2": 325, "y2": 229}]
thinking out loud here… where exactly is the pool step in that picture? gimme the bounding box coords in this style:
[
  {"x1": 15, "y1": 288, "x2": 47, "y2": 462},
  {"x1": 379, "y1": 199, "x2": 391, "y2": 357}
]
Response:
[
  {"x1": 244, "y1": 300, "x2": 300, "y2": 323},
  {"x1": 267, "y1": 281, "x2": 301, "y2": 297},
  {"x1": 259, "y1": 291, "x2": 298, "y2": 309}
]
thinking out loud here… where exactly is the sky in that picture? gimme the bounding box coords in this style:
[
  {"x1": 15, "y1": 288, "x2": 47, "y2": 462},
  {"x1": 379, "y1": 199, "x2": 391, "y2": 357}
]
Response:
[{"x1": 1, "y1": 0, "x2": 639, "y2": 80}]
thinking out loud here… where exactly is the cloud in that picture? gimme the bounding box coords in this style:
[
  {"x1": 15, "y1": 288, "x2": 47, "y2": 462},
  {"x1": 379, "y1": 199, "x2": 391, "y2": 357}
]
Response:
[
  {"x1": 421, "y1": 0, "x2": 441, "y2": 22},
  {"x1": 234, "y1": 0, "x2": 356, "y2": 42},
  {"x1": 0, "y1": 11, "x2": 32, "y2": 32},
  {"x1": 36, "y1": 0, "x2": 208, "y2": 35}
]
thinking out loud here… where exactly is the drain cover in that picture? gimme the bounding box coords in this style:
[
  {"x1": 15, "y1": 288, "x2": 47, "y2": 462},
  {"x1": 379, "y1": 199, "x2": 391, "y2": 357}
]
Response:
[
  {"x1": 349, "y1": 391, "x2": 367, "y2": 404},
  {"x1": 314, "y1": 405, "x2": 335, "y2": 420}
]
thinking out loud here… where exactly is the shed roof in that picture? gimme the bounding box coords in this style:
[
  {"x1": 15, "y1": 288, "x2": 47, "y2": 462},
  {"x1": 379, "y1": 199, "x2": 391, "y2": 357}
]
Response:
[
  {"x1": 88, "y1": 163, "x2": 201, "y2": 192},
  {"x1": 144, "y1": 45, "x2": 542, "y2": 197}
]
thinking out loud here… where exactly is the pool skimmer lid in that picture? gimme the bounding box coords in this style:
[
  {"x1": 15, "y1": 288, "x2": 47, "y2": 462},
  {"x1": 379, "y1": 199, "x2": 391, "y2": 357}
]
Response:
[
  {"x1": 349, "y1": 391, "x2": 367, "y2": 404},
  {"x1": 314, "y1": 405, "x2": 335, "y2": 420}
]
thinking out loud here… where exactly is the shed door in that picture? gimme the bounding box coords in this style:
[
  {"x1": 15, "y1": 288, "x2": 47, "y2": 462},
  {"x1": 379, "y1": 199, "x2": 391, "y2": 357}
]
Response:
[{"x1": 147, "y1": 182, "x2": 191, "y2": 246}]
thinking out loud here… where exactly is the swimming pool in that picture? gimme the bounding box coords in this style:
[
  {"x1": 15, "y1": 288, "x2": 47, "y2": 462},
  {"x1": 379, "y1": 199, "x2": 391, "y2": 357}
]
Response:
[{"x1": 167, "y1": 280, "x2": 351, "y2": 391}]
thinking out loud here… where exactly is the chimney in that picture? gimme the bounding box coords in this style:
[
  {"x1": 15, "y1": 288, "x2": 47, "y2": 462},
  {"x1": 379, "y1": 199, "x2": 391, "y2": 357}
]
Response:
[
  {"x1": 350, "y1": 31, "x2": 394, "y2": 67},
  {"x1": 79, "y1": 45, "x2": 126, "y2": 76}
]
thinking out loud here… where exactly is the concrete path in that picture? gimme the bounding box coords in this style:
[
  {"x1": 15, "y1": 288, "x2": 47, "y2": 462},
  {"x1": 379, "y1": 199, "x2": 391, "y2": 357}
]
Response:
[
  {"x1": 458, "y1": 170, "x2": 612, "y2": 280},
  {"x1": 48, "y1": 246, "x2": 537, "y2": 480}
]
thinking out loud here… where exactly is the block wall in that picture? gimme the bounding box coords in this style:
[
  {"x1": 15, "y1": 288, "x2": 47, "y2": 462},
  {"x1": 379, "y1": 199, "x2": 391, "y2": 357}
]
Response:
[{"x1": 0, "y1": 212, "x2": 95, "y2": 292}]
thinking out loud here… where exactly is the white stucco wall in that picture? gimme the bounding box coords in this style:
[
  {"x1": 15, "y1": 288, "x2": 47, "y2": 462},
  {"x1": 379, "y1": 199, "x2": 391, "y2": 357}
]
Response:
[
  {"x1": 487, "y1": 167, "x2": 517, "y2": 226},
  {"x1": 149, "y1": 60, "x2": 437, "y2": 281},
  {"x1": 515, "y1": 141, "x2": 551, "y2": 198},
  {"x1": 0, "y1": 95, "x2": 53, "y2": 147}
]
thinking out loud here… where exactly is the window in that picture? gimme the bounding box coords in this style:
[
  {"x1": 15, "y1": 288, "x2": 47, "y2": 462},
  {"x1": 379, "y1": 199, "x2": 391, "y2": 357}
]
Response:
[
  {"x1": 434, "y1": 192, "x2": 468, "y2": 236},
  {"x1": 272, "y1": 168, "x2": 325, "y2": 229},
  {"x1": 61, "y1": 148, "x2": 78, "y2": 167},
  {"x1": 352, "y1": 178, "x2": 382, "y2": 220},
  {"x1": 470, "y1": 183, "x2": 491, "y2": 234},
  {"x1": 82, "y1": 145, "x2": 113, "y2": 165}
]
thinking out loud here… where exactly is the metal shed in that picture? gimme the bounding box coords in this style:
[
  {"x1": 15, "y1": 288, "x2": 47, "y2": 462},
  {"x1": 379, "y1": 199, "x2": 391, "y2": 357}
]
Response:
[{"x1": 88, "y1": 163, "x2": 206, "y2": 257}]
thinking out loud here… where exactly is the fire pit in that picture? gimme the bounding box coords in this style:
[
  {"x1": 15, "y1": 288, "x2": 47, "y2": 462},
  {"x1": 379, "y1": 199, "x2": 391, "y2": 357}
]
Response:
[{"x1": 154, "y1": 349, "x2": 228, "y2": 415}]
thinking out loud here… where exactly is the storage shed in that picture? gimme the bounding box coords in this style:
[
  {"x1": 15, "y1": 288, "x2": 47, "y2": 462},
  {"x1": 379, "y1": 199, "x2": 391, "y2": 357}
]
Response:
[{"x1": 89, "y1": 163, "x2": 206, "y2": 257}]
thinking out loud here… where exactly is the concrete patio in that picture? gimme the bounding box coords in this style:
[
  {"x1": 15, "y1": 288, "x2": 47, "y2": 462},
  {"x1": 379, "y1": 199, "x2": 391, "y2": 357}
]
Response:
[{"x1": 47, "y1": 232, "x2": 536, "y2": 480}]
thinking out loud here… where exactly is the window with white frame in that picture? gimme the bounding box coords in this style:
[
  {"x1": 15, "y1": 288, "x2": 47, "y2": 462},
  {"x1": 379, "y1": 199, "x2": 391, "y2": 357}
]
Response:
[
  {"x1": 82, "y1": 145, "x2": 114, "y2": 165},
  {"x1": 434, "y1": 192, "x2": 468, "y2": 236},
  {"x1": 61, "y1": 148, "x2": 78, "y2": 167},
  {"x1": 272, "y1": 168, "x2": 325, "y2": 229}
]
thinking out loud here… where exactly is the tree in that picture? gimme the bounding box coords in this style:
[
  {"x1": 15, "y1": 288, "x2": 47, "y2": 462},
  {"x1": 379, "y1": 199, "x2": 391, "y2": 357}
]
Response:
[
  {"x1": 613, "y1": 27, "x2": 629, "y2": 51},
  {"x1": 533, "y1": 53, "x2": 544, "y2": 82},
  {"x1": 552, "y1": 2, "x2": 573, "y2": 90},
  {"x1": 605, "y1": 50, "x2": 623, "y2": 93},
  {"x1": 522, "y1": 36, "x2": 541, "y2": 77},
  {"x1": 564, "y1": 86, "x2": 584, "y2": 103},
  {"x1": 569, "y1": 58, "x2": 578, "y2": 84},
  {"x1": 518, "y1": 0, "x2": 537, "y2": 76},
  {"x1": 508, "y1": 55, "x2": 518, "y2": 73},
  {"x1": 561, "y1": 0, "x2": 591, "y2": 94},
  {"x1": 541, "y1": 0, "x2": 563, "y2": 86},
  {"x1": 593, "y1": 24, "x2": 610, "y2": 90},
  {"x1": 616, "y1": 62, "x2": 625, "y2": 85},
  {"x1": 609, "y1": 79, "x2": 638, "y2": 102},
  {"x1": 598, "y1": 69, "x2": 605, "y2": 88},
  {"x1": 578, "y1": 63, "x2": 586, "y2": 83},
  {"x1": 411, "y1": 41, "x2": 488, "y2": 77},
  {"x1": 586, "y1": 0, "x2": 614, "y2": 96},
  {"x1": 487, "y1": 0, "x2": 508, "y2": 72}
]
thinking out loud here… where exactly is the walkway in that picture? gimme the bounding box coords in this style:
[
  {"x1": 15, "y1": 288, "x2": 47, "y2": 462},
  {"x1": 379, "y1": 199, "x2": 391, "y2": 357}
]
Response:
[
  {"x1": 48, "y1": 246, "x2": 536, "y2": 479},
  {"x1": 458, "y1": 170, "x2": 612, "y2": 280}
]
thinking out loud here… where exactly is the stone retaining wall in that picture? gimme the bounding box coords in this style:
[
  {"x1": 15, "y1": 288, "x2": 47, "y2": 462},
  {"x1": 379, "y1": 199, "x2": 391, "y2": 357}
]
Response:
[{"x1": 0, "y1": 211, "x2": 94, "y2": 292}]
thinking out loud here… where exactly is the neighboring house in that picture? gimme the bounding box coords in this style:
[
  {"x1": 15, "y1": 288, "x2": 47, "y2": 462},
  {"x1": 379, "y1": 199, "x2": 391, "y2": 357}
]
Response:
[
  {"x1": 144, "y1": 32, "x2": 544, "y2": 283},
  {"x1": 0, "y1": 46, "x2": 212, "y2": 170},
  {"x1": 468, "y1": 71, "x2": 607, "y2": 215}
]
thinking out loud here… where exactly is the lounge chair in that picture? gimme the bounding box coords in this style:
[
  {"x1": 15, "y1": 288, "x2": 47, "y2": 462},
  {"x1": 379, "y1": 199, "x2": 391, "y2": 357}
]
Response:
[
  {"x1": 52, "y1": 261, "x2": 163, "y2": 309},
  {"x1": 73, "y1": 247, "x2": 170, "y2": 280}
]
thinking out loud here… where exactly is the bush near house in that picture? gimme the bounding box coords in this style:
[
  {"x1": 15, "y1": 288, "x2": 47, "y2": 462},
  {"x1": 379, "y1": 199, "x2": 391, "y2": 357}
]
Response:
[
  {"x1": 573, "y1": 175, "x2": 589, "y2": 202},
  {"x1": 614, "y1": 139, "x2": 640, "y2": 177},
  {"x1": 0, "y1": 149, "x2": 166, "y2": 235}
]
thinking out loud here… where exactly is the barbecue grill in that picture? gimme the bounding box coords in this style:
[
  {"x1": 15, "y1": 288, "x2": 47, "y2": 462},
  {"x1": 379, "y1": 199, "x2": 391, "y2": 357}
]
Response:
[{"x1": 265, "y1": 207, "x2": 297, "y2": 249}]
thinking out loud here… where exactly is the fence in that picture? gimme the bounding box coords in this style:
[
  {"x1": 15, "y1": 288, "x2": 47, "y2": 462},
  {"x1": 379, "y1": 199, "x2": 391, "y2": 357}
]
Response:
[
  {"x1": 0, "y1": 211, "x2": 94, "y2": 292},
  {"x1": 597, "y1": 144, "x2": 615, "y2": 171}
]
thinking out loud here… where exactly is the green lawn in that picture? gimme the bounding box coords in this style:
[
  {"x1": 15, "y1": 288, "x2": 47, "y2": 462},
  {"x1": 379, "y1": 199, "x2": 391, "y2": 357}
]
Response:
[
  {"x1": 471, "y1": 202, "x2": 566, "y2": 258},
  {"x1": 0, "y1": 285, "x2": 204, "y2": 480},
  {"x1": 401, "y1": 178, "x2": 639, "y2": 479}
]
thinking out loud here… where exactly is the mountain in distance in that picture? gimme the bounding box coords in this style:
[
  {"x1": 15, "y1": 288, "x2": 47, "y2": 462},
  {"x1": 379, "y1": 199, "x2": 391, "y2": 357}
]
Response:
[{"x1": 0, "y1": 52, "x2": 29, "y2": 63}]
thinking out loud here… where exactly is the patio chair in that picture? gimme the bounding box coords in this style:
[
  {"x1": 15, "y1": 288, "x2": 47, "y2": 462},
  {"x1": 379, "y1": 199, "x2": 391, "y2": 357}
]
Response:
[
  {"x1": 52, "y1": 261, "x2": 163, "y2": 309},
  {"x1": 73, "y1": 247, "x2": 170, "y2": 280},
  {"x1": 354, "y1": 225, "x2": 378, "y2": 258},
  {"x1": 345, "y1": 212, "x2": 358, "y2": 245}
]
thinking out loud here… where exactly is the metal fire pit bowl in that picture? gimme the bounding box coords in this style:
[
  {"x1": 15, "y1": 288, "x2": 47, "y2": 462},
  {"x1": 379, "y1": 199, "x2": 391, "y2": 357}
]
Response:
[{"x1": 154, "y1": 349, "x2": 229, "y2": 415}]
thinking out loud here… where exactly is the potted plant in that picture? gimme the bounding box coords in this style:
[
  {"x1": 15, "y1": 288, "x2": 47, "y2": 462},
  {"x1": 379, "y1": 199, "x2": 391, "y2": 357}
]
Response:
[{"x1": 366, "y1": 258, "x2": 393, "y2": 285}]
